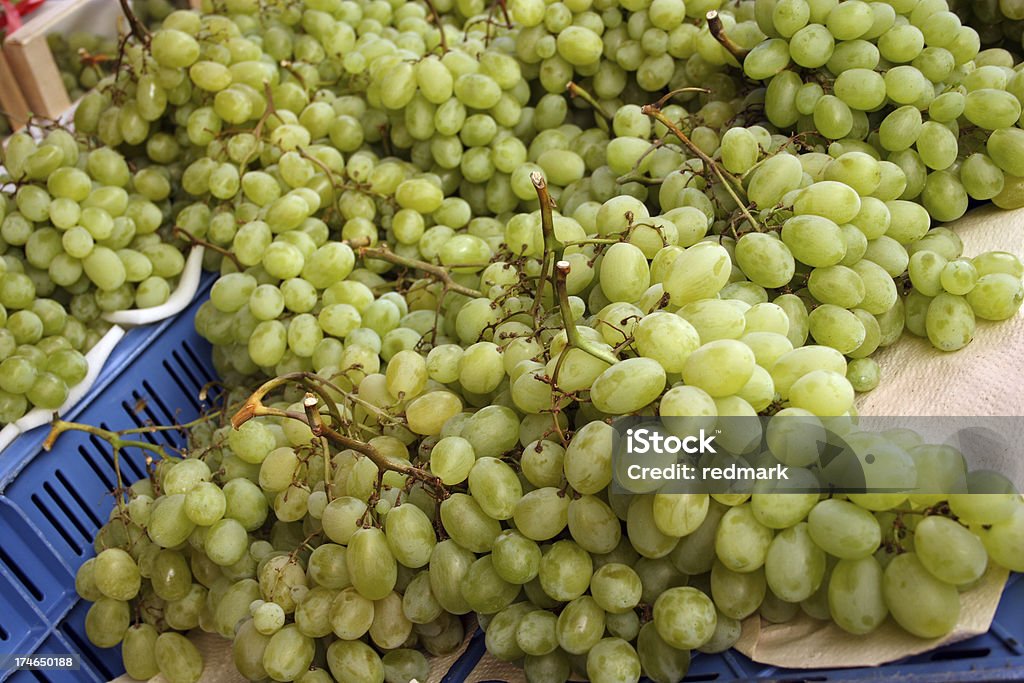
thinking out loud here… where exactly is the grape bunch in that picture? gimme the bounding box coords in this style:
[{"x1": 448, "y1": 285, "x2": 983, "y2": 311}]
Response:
[
  {"x1": 72, "y1": 380, "x2": 1024, "y2": 683},
  {"x1": 32, "y1": 0, "x2": 1024, "y2": 681},
  {"x1": 0, "y1": 128, "x2": 190, "y2": 423}
]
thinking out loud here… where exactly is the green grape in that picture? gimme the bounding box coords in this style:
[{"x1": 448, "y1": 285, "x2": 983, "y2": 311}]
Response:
[
  {"x1": 964, "y1": 89, "x2": 1021, "y2": 131},
  {"x1": 682, "y1": 339, "x2": 755, "y2": 397},
  {"x1": 557, "y1": 596, "x2": 606, "y2": 655},
  {"x1": 637, "y1": 621, "x2": 691, "y2": 683},
  {"x1": 384, "y1": 504, "x2": 435, "y2": 569},
  {"x1": 93, "y1": 548, "x2": 141, "y2": 601},
  {"x1": 781, "y1": 215, "x2": 846, "y2": 268},
  {"x1": 460, "y1": 556, "x2": 520, "y2": 615},
  {"x1": 590, "y1": 563, "x2": 643, "y2": 614},
  {"x1": 467, "y1": 457, "x2": 521, "y2": 521},
  {"x1": 925, "y1": 293, "x2": 976, "y2": 351},
  {"x1": 883, "y1": 553, "x2": 960, "y2": 638},
  {"x1": 123, "y1": 624, "x2": 160, "y2": 680},
  {"x1": 590, "y1": 357, "x2": 665, "y2": 414},
  {"x1": 85, "y1": 597, "x2": 131, "y2": 648},
  {"x1": 764, "y1": 523, "x2": 825, "y2": 602},
  {"x1": 847, "y1": 357, "x2": 880, "y2": 392},
  {"x1": 514, "y1": 487, "x2": 570, "y2": 541},
  {"x1": 430, "y1": 436, "x2": 476, "y2": 485},
  {"x1": 662, "y1": 242, "x2": 732, "y2": 305},
  {"x1": 828, "y1": 556, "x2": 887, "y2": 635},
  {"x1": 974, "y1": 504, "x2": 1024, "y2": 572},
  {"x1": 331, "y1": 587, "x2": 375, "y2": 639},
  {"x1": 914, "y1": 515, "x2": 987, "y2": 585},
  {"x1": 735, "y1": 233, "x2": 796, "y2": 288},
  {"x1": 807, "y1": 499, "x2": 881, "y2": 559},
  {"x1": 382, "y1": 649, "x2": 430, "y2": 683},
  {"x1": 715, "y1": 504, "x2": 773, "y2": 573},
  {"x1": 440, "y1": 493, "x2": 501, "y2": 552},
  {"x1": 327, "y1": 639, "x2": 384, "y2": 683},
  {"x1": 516, "y1": 609, "x2": 559, "y2": 657},
  {"x1": 966, "y1": 274, "x2": 1024, "y2": 321},
  {"x1": 155, "y1": 632, "x2": 203, "y2": 683},
  {"x1": 347, "y1": 527, "x2": 397, "y2": 600},
  {"x1": 652, "y1": 586, "x2": 717, "y2": 649},
  {"x1": 585, "y1": 638, "x2": 642, "y2": 683}
]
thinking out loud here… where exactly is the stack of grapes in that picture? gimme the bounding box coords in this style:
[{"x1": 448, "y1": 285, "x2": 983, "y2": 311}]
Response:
[
  {"x1": 0, "y1": 127, "x2": 192, "y2": 422},
  {"x1": 27, "y1": 0, "x2": 1024, "y2": 681}
]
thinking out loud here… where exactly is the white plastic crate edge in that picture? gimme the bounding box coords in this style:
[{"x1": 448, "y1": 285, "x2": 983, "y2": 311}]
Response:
[
  {"x1": 0, "y1": 323, "x2": 125, "y2": 451},
  {"x1": 0, "y1": 244, "x2": 205, "y2": 452},
  {"x1": 102, "y1": 244, "x2": 206, "y2": 326}
]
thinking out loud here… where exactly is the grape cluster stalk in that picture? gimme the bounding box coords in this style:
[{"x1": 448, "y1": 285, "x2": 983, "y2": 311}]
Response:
[{"x1": 21, "y1": 0, "x2": 1024, "y2": 681}]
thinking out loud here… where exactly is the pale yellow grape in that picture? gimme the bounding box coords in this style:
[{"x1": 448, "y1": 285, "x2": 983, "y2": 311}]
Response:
[
  {"x1": 828, "y1": 556, "x2": 888, "y2": 635},
  {"x1": 663, "y1": 242, "x2": 731, "y2": 306},
  {"x1": 406, "y1": 391, "x2": 462, "y2": 435},
  {"x1": 600, "y1": 243, "x2": 651, "y2": 303},
  {"x1": 563, "y1": 421, "x2": 614, "y2": 495},
  {"x1": 925, "y1": 293, "x2": 976, "y2": 351},
  {"x1": 682, "y1": 340, "x2": 755, "y2": 397},
  {"x1": 788, "y1": 369, "x2": 855, "y2": 415},
  {"x1": 807, "y1": 499, "x2": 881, "y2": 559},
  {"x1": 634, "y1": 312, "x2": 700, "y2": 373},
  {"x1": 764, "y1": 523, "x2": 825, "y2": 602},
  {"x1": 770, "y1": 345, "x2": 847, "y2": 399},
  {"x1": 715, "y1": 504, "x2": 773, "y2": 573},
  {"x1": 883, "y1": 553, "x2": 960, "y2": 639},
  {"x1": 590, "y1": 358, "x2": 667, "y2": 415}
]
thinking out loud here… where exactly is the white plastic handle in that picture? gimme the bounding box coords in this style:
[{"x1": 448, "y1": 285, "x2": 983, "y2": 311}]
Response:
[
  {"x1": 0, "y1": 325, "x2": 126, "y2": 453},
  {"x1": 101, "y1": 245, "x2": 206, "y2": 327}
]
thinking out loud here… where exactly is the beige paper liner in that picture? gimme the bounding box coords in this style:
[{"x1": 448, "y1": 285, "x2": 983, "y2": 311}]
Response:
[{"x1": 110, "y1": 206, "x2": 1024, "y2": 681}]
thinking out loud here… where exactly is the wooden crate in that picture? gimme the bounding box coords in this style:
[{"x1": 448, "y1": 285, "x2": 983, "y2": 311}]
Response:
[
  {"x1": 0, "y1": 49, "x2": 31, "y2": 131},
  {"x1": 3, "y1": 0, "x2": 125, "y2": 119}
]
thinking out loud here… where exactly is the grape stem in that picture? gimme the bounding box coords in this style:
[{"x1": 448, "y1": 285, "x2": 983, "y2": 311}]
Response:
[
  {"x1": 706, "y1": 10, "x2": 749, "y2": 62},
  {"x1": 239, "y1": 81, "x2": 279, "y2": 171},
  {"x1": 641, "y1": 103, "x2": 762, "y2": 232},
  {"x1": 566, "y1": 81, "x2": 612, "y2": 123},
  {"x1": 45, "y1": 419, "x2": 179, "y2": 460},
  {"x1": 617, "y1": 138, "x2": 665, "y2": 185},
  {"x1": 117, "y1": 0, "x2": 151, "y2": 47},
  {"x1": 232, "y1": 378, "x2": 446, "y2": 492},
  {"x1": 554, "y1": 260, "x2": 619, "y2": 367},
  {"x1": 652, "y1": 87, "x2": 712, "y2": 110},
  {"x1": 172, "y1": 226, "x2": 243, "y2": 269},
  {"x1": 422, "y1": 0, "x2": 449, "y2": 53},
  {"x1": 529, "y1": 171, "x2": 558, "y2": 320},
  {"x1": 351, "y1": 241, "x2": 485, "y2": 299},
  {"x1": 303, "y1": 394, "x2": 337, "y2": 501}
]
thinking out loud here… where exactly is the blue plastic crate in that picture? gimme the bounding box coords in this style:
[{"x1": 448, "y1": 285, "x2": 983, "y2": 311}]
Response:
[
  {"x1": 0, "y1": 285, "x2": 222, "y2": 683},
  {"x1": 0, "y1": 284, "x2": 1020, "y2": 683}
]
